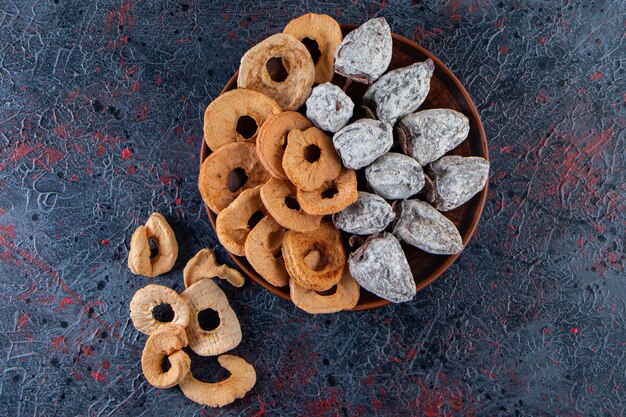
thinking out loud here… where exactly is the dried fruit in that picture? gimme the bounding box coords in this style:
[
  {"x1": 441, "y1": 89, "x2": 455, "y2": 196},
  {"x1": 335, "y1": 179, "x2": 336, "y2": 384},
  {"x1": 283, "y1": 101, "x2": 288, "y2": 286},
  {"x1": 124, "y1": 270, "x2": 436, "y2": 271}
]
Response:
[
  {"x1": 398, "y1": 109, "x2": 470, "y2": 166},
  {"x1": 334, "y1": 17, "x2": 392, "y2": 84},
  {"x1": 305, "y1": 83, "x2": 354, "y2": 133},
  {"x1": 297, "y1": 167, "x2": 358, "y2": 215},
  {"x1": 216, "y1": 185, "x2": 268, "y2": 256},
  {"x1": 392, "y1": 199, "x2": 463, "y2": 255},
  {"x1": 238, "y1": 33, "x2": 315, "y2": 111},
  {"x1": 333, "y1": 192, "x2": 395, "y2": 235},
  {"x1": 180, "y1": 279, "x2": 242, "y2": 356},
  {"x1": 282, "y1": 127, "x2": 342, "y2": 192},
  {"x1": 425, "y1": 156, "x2": 489, "y2": 211},
  {"x1": 128, "y1": 213, "x2": 178, "y2": 277},
  {"x1": 179, "y1": 354, "x2": 256, "y2": 407},
  {"x1": 203, "y1": 89, "x2": 281, "y2": 151},
  {"x1": 244, "y1": 216, "x2": 289, "y2": 287},
  {"x1": 332, "y1": 119, "x2": 393, "y2": 169},
  {"x1": 363, "y1": 59, "x2": 435, "y2": 125},
  {"x1": 141, "y1": 324, "x2": 190, "y2": 388},
  {"x1": 365, "y1": 152, "x2": 425, "y2": 199},
  {"x1": 260, "y1": 177, "x2": 322, "y2": 232},
  {"x1": 283, "y1": 221, "x2": 345, "y2": 291},
  {"x1": 283, "y1": 13, "x2": 343, "y2": 84},
  {"x1": 183, "y1": 248, "x2": 245, "y2": 288},
  {"x1": 199, "y1": 142, "x2": 270, "y2": 214},
  {"x1": 130, "y1": 284, "x2": 190, "y2": 335},
  {"x1": 256, "y1": 111, "x2": 313, "y2": 180},
  {"x1": 290, "y1": 268, "x2": 360, "y2": 314},
  {"x1": 348, "y1": 233, "x2": 416, "y2": 303}
]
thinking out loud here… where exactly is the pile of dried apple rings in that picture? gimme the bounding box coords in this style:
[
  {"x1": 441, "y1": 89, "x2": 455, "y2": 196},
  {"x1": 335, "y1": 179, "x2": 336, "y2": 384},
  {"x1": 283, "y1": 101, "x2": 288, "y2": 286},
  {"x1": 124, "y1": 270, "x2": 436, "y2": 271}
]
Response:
[
  {"x1": 127, "y1": 214, "x2": 255, "y2": 407},
  {"x1": 199, "y1": 14, "x2": 489, "y2": 309}
]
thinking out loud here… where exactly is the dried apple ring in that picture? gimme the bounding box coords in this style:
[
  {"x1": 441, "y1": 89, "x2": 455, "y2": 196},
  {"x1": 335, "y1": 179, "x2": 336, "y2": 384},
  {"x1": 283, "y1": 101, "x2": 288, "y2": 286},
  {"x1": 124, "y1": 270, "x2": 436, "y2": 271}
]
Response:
[
  {"x1": 141, "y1": 324, "x2": 191, "y2": 388},
  {"x1": 203, "y1": 89, "x2": 280, "y2": 151},
  {"x1": 297, "y1": 168, "x2": 358, "y2": 215},
  {"x1": 130, "y1": 284, "x2": 190, "y2": 335},
  {"x1": 128, "y1": 213, "x2": 178, "y2": 277},
  {"x1": 180, "y1": 279, "x2": 242, "y2": 356},
  {"x1": 184, "y1": 248, "x2": 245, "y2": 289},
  {"x1": 179, "y1": 354, "x2": 256, "y2": 407},
  {"x1": 216, "y1": 185, "x2": 268, "y2": 257},
  {"x1": 260, "y1": 177, "x2": 322, "y2": 232},
  {"x1": 290, "y1": 268, "x2": 360, "y2": 314},
  {"x1": 256, "y1": 111, "x2": 312, "y2": 180},
  {"x1": 244, "y1": 216, "x2": 289, "y2": 287},
  {"x1": 283, "y1": 13, "x2": 343, "y2": 84},
  {"x1": 282, "y1": 221, "x2": 345, "y2": 291},
  {"x1": 199, "y1": 142, "x2": 270, "y2": 214},
  {"x1": 282, "y1": 127, "x2": 342, "y2": 192},
  {"x1": 237, "y1": 33, "x2": 315, "y2": 111}
]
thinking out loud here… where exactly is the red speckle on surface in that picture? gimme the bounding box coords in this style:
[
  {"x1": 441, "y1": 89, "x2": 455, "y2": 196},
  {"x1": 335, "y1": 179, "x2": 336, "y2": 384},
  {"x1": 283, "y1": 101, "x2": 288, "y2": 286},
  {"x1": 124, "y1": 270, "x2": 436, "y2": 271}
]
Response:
[
  {"x1": 416, "y1": 375, "x2": 466, "y2": 417},
  {"x1": 175, "y1": 197, "x2": 182, "y2": 206},
  {"x1": 118, "y1": 2, "x2": 135, "y2": 28},
  {"x1": 92, "y1": 371, "x2": 107, "y2": 383},
  {"x1": 17, "y1": 311, "x2": 30, "y2": 330},
  {"x1": 52, "y1": 335, "x2": 65, "y2": 349},
  {"x1": 220, "y1": 7, "x2": 230, "y2": 21},
  {"x1": 101, "y1": 239, "x2": 109, "y2": 245},
  {"x1": 500, "y1": 145, "x2": 513, "y2": 154},
  {"x1": 449, "y1": 0, "x2": 462, "y2": 23},
  {"x1": 306, "y1": 387, "x2": 339, "y2": 416},
  {"x1": 96, "y1": 144, "x2": 107, "y2": 157},
  {"x1": 0, "y1": 224, "x2": 17, "y2": 239},
  {"x1": 121, "y1": 148, "x2": 132, "y2": 160},
  {"x1": 498, "y1": 44, "x2": 509, "y2": 54},
  {"x1": 135, "y1": 103, "x2": 150, "y2": 121},
  {"x1": 44, "y1": 148, "x2": 64, "y2": 165},
  {"x1": 60, "y1": 297, "x2": 74, "y2": 309},
  {"x1": 54, "y1": 124, "x2": 69, "y2": 139},
  {"x1": 126, "y1": 165, "x2": 137, "y2": 175},
  {"x1": 105, "y1": 10, "x2": 116, "y2": 32},
  {"x1": 589, "y1": 72, "x2": 604, "y2": 80},
  {"x1": 537, "y1": 93, "x2": 551, "y2": 104},
  {"x1": 413, "y1": 26, "x2": 444, "y2": 42},
  {"x1": 372, "y1": 399, "x2": 384, "y2": 410},
  {"x1": 251, "y1": 391, "x2": 267, "y2": 417},
  {"x1": 81, "y1": 345, "x2": 95, "y2": 355},
  {"x1": 159, "y1": 176, "x2": 172, "y2": 186},
  {"x1": 364, "y1": 374, "x2": 375, "y2": 385},
  {"x1": 228, "y1": 30, "x2": 237, "y2": 39},
  {"x1": 155, "y1": 73, "x2": 164, "y2": 85},
  {"x1": 540, "y1": 36, "x2": 547, "y2": 44},
  {"x1": 570, "y1": 327, "x2": 578, "y2": 334},
  {"x1": 12, "y1": 144, "x2": 39, "y2": 162},
  {"x1": 174, "y1": 126, "x2": 184, "y2": 137},
  {"x1": 102, "y1": 360, "x2": 111, "y2": 370},
  {"x1": 129, "y1": 80, "x2": 140, "y2": 91},
  {"x1": 495, "y1": 17, "x2": 507, "y2": 29}
]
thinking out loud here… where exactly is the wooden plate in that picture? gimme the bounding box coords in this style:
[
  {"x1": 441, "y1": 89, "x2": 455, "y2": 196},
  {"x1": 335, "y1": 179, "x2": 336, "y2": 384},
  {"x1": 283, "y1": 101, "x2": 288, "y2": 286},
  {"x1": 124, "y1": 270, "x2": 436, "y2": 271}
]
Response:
[{"x1": 200, "y1": 24, "x2": 489, "y2": 311}]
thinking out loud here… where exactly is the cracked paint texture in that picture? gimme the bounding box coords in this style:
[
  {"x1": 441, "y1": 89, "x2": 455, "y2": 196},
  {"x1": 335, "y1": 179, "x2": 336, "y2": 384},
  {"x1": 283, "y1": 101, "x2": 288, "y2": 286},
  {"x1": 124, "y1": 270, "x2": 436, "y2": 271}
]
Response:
[{"x1": 0, "y1": 0, "x2": 624, "y2": 416}]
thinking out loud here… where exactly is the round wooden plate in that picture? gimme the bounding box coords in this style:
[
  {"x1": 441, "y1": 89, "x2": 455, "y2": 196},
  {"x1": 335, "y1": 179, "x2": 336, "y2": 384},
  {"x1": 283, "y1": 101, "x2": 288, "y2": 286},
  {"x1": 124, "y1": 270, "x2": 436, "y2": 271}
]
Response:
[{"x1": 200, "y1": 24, "x2": 489, "y2": 311}]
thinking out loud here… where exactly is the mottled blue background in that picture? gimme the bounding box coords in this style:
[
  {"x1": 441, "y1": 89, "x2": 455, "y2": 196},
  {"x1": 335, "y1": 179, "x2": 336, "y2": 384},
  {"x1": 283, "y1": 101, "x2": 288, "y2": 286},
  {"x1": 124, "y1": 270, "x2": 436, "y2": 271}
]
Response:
[{"x1": 0, "y1": 1, "x2": 624, "y2": 416}]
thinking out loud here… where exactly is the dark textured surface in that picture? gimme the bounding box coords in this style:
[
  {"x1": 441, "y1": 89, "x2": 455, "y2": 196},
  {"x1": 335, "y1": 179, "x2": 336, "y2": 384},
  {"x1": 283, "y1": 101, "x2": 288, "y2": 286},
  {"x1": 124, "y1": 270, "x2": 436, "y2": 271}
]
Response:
[{"x1": 0, "y1": 0, "x2": 624, "y2": 415}]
